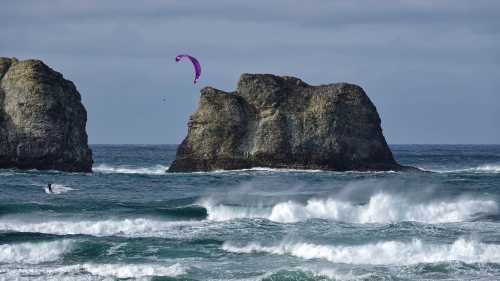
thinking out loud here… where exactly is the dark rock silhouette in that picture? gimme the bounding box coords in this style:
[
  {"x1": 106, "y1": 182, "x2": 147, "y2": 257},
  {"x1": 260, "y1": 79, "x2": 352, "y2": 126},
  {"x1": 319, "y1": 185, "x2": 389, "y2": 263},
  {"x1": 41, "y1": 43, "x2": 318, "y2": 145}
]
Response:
[
  {"x1": 0, "y1": 57, "x2": 92, "y2": 172},
  {"x1": 169, "y1": 73, "x2": 405, "y2": 172}
]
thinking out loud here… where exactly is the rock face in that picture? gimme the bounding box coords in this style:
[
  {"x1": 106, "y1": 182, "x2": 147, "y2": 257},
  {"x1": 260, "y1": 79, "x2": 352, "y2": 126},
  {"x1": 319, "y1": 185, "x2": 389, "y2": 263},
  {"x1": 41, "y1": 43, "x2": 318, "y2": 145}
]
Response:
[
  {"x1": 169, "y1": 74, "x2": 403, "y2": 172},
  {"x1": 0, "y1": 57, "x2": 92, "y2": 172}
]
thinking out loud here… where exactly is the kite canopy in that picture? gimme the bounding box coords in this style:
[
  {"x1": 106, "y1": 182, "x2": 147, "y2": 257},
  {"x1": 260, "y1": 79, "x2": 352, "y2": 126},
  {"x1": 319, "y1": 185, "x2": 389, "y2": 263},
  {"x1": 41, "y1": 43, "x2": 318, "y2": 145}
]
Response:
[{"x1": 175, "y1": 54, "x2": 201, "y2": 84}]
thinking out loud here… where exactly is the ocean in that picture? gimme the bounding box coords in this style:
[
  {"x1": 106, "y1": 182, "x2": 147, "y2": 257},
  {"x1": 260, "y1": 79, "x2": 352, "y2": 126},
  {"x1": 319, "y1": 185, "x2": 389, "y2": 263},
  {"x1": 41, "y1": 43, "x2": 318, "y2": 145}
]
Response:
[{"x1": 1, "y1": 144, "x2": 500, "y2": 281}]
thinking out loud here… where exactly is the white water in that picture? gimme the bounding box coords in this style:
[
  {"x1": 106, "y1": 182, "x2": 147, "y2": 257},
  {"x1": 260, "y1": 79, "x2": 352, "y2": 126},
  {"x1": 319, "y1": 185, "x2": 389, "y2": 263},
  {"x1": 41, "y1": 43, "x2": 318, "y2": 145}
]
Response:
[
  {"x1": 44, "y1": 184, "x2": 75, "y2": 194},
  {"x1": 213, "y1": 167, "x2": 324, "y2": 173},
  {"x1": 298, "y1": 267, "x2": 377, "y2": 281},
  {"x1": 429, "y1": 164, "x2": 500, "y2": 174},
  {"x1": 0, "y1": 263, "x2": 186, "y2": 281},
  {"x1": 201, "y1": 199, "x2": 271, "y2": 221},
  {"x1": 0, "y1": 218, "x2": 205, "y2": 238},
  {"x1": 0, "y1": 240, "x2": 72, "y2": 264},
  {"x1": 92, "y1": 164, "x2": 168, "y2": 175},
  {"x1": 194, "y1": 167, "x2": 397, "y2": 175},
  {"x1": 82, "y1": 263, "x2": 186, "y2": 278},
  {"x1": 201, "y1": 193, "x2": 498, "y2": 224},
  {"x1": 223, "y1": 238, "x2": 500, "y2": 265},
  {"x1": 469, "y1": 164, "x2": 500, "y2": 173}
]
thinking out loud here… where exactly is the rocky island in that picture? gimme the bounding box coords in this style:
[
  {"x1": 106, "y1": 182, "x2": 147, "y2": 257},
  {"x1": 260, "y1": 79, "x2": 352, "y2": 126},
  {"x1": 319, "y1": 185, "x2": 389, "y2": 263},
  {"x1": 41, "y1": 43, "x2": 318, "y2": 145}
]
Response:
[
  {"x1": 169, "y1": 73, "x2": 405, "y2": 172},
  {"x1": 0, "y1": 57, "x2": 92, "y2": 172}
]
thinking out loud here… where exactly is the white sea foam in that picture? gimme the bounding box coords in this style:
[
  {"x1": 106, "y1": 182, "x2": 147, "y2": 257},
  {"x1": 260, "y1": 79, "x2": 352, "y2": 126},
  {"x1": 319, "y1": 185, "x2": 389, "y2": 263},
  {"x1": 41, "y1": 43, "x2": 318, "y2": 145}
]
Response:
[
  {"x1": 201, "y1": 199, "x2": 271, "y2": 221},
  {"x1": 82, "y1": 263, "x2": 186, "y2": 278},
  {"x1": 472, "y1": 164, "x2": 500, "y2": 173},
  {"x1": 0, "y1": 263, "x2": 186, "y2": 281},
  {"x1": 44, "y1": 184, "x2": 75, "y2": 194},
  {"x1": 0, "y1": 240, "x2": 72, "y2": 264},
  {"x1": 0, "y1": 218, "x2": 203, "y2": 238},
  {"x1": 201, "y1": 193, "x2": 498, "y2": 224},
  {"x1": 223, "y1": 238, "x2": 500, "y2": 265},
  {"x1": 428, "y1": 164, "x2": 500, "y2": 174},
  {"x1": 200, "y1": 167, "x2": 394, "y2": 174},
  {"x1": 268, "y1": 194, "x2": 498, "y2": 223},
  {"x1": 223, "y1": 167, "x2": 323, "y2": 173},
  {"x1": 92, "y1": 164, "x2": 168, "y2": 175},
  {"x1": 299, "y1": 267, "x2": 377, "y2": 281}
]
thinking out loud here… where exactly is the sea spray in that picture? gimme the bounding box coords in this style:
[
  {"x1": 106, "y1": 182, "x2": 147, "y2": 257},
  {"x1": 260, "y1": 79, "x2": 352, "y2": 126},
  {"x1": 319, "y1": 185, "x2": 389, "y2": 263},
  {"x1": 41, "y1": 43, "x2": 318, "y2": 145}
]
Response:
[
  {"x1": 426, "y1": 164, "x2": 500, "y2": 174},
  {"x1": 81, "y1": 263, "x2": 186, "y2": 278},
  {"x1": 0, "y1": 240, "x2": 72, "y2": 264},
  {"x1": 0, "y1": 218, "x2": 205, "y2": 238},
  {"x1": 0, "y1": 263, "x2": 186, "y2": 280},
  {"x1": 200, "y1": 198, "x2": 271, "y2": 221},
  {"x1": 92, "y1": 164, "x2": 168, "y2": 175},
  {"x1": 200, "y1": 193, "x2": 498, "y2": 224},
  {"x1": 44, "y1": 184, "x2": 75, "y2": 194},
  {"x1": 223, "y1": 238, "x2": 500, "y2": 265}
]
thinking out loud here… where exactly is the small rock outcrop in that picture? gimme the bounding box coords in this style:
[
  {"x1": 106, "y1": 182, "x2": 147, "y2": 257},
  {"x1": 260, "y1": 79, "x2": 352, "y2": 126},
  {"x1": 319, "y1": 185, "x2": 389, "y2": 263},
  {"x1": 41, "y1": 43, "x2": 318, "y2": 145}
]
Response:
[
  {"x1": 169, "y1": 73, "x2": 404, "y2": 172},
  {"x1": 0, "y1": 57, "x2": 92, "y2": 172}
]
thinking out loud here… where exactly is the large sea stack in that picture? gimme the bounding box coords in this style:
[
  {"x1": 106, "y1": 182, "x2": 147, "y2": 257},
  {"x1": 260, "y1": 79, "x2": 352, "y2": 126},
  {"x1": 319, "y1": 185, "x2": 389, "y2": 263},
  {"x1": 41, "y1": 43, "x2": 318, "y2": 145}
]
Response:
[
  {"x1": 169, "y1": 74, "x2": 404, "y2": 172},
  {"x1": 0, "y1": 57, "x2": 92, "y2": 172}
]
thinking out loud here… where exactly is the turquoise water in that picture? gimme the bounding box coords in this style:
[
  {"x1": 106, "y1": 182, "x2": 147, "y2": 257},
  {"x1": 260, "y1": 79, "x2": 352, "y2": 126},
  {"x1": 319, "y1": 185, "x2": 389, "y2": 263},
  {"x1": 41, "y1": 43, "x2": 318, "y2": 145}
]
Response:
[{"x1": 1, "y1": 145, "x2": 500, "y2": 281}]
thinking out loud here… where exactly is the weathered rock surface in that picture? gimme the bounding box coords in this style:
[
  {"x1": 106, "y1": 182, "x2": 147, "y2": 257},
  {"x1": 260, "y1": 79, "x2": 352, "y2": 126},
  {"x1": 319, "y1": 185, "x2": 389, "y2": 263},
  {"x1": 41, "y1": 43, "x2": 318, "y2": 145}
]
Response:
[
  {"x1": 169, "y1": 74, "x2": 405, "y2": 172},
  {"x1": 0, "y1": 57, "x2": 92, "y2": 172}
]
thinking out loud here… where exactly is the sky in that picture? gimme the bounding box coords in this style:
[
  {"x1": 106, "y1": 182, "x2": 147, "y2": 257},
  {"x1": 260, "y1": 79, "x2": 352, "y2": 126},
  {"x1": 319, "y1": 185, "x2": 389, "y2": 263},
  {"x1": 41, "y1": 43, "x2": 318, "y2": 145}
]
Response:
[{"x1": 1, "y1": 0, "x2": 499, "y2": 144}]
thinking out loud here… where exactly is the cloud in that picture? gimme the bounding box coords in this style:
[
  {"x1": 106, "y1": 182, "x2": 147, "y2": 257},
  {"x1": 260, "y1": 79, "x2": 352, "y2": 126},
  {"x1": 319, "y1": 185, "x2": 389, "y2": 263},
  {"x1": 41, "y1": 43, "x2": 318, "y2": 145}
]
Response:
[{"x1": 3, "y1": 0, "x2": 500, "y2": 28}]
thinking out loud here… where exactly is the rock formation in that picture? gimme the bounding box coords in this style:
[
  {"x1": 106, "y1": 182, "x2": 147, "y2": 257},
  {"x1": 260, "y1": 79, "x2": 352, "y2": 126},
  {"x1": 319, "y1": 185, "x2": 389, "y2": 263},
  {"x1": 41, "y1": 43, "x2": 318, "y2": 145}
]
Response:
[
  {"x1": 169, "y1": 73, "x2": 405, "y2": 172},
  {"x1": 0, "y1": 57, "x2": 92, "y2": 172}
]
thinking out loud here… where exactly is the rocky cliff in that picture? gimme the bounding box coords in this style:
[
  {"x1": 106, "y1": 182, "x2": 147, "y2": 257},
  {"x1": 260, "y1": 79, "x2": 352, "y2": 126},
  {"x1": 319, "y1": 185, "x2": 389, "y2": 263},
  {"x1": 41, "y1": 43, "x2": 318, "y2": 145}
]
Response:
[
  {"x1": 0, "y1": 57, "x2": 92, "y2": 172},
  {"x1": 169, "y1": 74, "x2": 404, "y2": 172}
]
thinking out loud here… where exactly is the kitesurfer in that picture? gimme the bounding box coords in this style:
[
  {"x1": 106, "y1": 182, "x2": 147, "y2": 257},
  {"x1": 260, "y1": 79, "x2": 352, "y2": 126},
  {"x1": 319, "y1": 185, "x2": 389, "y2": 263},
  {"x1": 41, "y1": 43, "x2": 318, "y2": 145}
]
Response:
[
  {"x1": 47, "y1": 183, "x2": 53, "y2": 193},
  {"x1": 175, "y1": 54, "x2": 202, "y2": 84}
]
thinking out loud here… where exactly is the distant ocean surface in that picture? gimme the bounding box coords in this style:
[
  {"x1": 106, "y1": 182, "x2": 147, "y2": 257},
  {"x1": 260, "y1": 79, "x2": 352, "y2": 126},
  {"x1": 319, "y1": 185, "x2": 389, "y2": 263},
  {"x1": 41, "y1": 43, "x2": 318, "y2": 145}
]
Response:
[{"x1": 1, "y1": 144, "x2": 500, "y2": 281}]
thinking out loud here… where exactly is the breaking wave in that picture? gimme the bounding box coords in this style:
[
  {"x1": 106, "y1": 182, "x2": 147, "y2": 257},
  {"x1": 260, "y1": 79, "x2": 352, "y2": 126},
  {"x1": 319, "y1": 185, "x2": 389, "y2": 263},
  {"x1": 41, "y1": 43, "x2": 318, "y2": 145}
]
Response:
[
  {"x1": 472, "y1": 164, "x2": 500, "y2": 173},
  {"x1": 429, "y1": 164, "x2": 500, "y2": 174},
  {"x1": 201, "y1": 193, "x2": 498, "y2": 223},
  {"x1": 92, "y1": 164, "x2": 168, "y2": 175},
  {"x1": 201, "y1": 200, "x2": 271, "y2": 221},
  {"x1": 81, "y1": 262, "x2": 186, "y2": 278},
  {"x1": 223, "y1": 238, "x2": 500, "y2": 265},
  {"x1": 0, "y1": 263, "x2": 186, "y2": 280},
  {"x1": 191, "y1": 167, "x2": 396, "y2": 175},
  {"x1": 211, "y1": 167, "x2": 324, "y2": 173},
  {"x1": 0, "y1": 218, "x2": 203, "y2": 238},
  {"x1": 0, "y1": 240, "x2": 72, "y2": 264}
]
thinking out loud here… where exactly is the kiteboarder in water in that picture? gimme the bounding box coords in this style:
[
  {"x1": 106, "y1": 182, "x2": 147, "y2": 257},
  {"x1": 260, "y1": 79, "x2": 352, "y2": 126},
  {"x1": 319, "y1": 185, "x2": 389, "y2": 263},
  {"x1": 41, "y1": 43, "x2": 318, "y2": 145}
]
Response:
[
  {"x1": 47, "y1": 183, "x2": 52, "y2": 193},
  {"x1": 175, "y1": 54, "x2": 202, "y2": 84}
]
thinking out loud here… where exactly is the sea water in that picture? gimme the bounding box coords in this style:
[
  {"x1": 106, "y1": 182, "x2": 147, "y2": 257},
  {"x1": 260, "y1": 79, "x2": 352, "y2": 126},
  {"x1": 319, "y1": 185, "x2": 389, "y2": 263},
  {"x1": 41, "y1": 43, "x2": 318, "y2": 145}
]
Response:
[{"x1": 0, "y1": 144, "x2": 499, "y2": 281}]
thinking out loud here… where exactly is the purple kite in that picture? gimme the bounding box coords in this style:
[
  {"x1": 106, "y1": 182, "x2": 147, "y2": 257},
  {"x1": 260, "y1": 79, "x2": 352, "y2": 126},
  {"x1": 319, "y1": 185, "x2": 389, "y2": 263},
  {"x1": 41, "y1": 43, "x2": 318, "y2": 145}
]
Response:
[{"x1": 175, "y1": 54, "x2": 202, "y2": 84}]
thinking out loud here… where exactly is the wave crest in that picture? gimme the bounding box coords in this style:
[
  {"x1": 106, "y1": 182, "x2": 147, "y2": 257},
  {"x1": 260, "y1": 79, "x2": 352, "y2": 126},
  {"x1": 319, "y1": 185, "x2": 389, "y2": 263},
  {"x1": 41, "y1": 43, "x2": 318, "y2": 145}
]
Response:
[
  {"x1": 223, "y1": 238, "x2": 500, "y2": 265},
  {"x1": 82, "y1": 263, "x2": 186, "y2": 278},
  {"x1": 429, "y1": 164, "x2": 500, "y2": 174},
  {"x1": 0, "y1": 218, "x2": 203, "y2": 238},
  {"x1": 471, "y1": 164, "x2": 500, "y2": 173},
  {"x1": 0, "y1": 263, "x2": 186, "y2": 280},
  {"x1": 0, "y1": 240, "x2": 72, "y2": 264},
  {"x1": 201, "y1": 193, "x2": 498, "y2": 224},
  {"x1": 92, "y1": 164, "x2": 168, "y2": 175},
  {"x1": 201, "y1": 200, "x2": 270, "y2": 221}
]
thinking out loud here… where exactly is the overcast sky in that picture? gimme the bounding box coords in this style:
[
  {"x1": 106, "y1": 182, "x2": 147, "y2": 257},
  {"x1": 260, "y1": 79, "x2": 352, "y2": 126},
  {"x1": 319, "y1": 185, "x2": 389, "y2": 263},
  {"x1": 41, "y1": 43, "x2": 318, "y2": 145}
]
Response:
[{"x1": 1, "y1": 0, "x2": 499, "y2": 144}]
